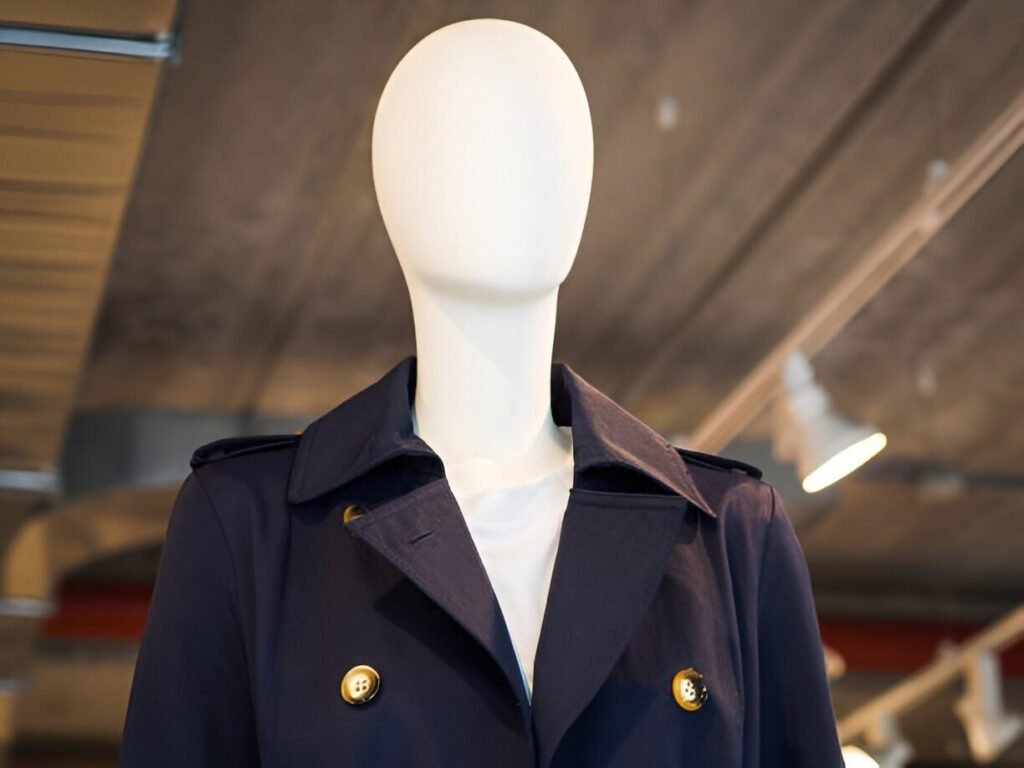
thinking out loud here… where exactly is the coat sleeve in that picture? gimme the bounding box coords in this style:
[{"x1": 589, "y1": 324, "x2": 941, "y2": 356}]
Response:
[
  {"x1": 120, "y1": 470, "x2": 260, "y2": 766},
  {"x1": 757, "y1": 484, "x2": 844, "y2": 766}
]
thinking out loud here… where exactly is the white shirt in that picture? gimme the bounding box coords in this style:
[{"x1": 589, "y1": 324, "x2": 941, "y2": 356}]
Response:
[{"x1": 458, "y1": 426, "x2": 574, "y2": 701}]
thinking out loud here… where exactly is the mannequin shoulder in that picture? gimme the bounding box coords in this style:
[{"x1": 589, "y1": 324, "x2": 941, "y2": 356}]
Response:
[
  {"x1": 189, "y1": 432, "x2": 302, "y2": 470},
  {"x1": 671, "y1": 445, "x2": 764, "y2": 481},
  {"x1": 179, "y1": 434, "x2": 303, "y2": 585},
  {"x1": 672, "y1": 445, "x2": 787, "y2": 541}
]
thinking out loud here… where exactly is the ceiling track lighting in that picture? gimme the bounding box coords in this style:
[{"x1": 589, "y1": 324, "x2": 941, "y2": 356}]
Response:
[
  {"x1": 844, "y1": 716, "x2": 914, "y2": 768},
  {"x1": 839, "y1": 607, "x2": 1024, "y2": 765},
  {"x1": 953, "y1": 650, "x2": 1023, "y2": 761},
  {"x1": 773, "y1": 351, "x2": 887, "y2": 493}
]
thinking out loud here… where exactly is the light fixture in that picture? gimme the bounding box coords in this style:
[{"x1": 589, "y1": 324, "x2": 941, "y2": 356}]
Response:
[
  {"x1": 954, "y1": 650, "x2": 1023, "y2": 762},
  {"x1": 773, "y1": 351, "x2": 887, "y2": 493},
  {"x1": 841, "y1": 746, "x2": 880, "y2": 768},
  {"x1": 823, "y1": 644, "x2": 847, "y2": 681},
  {"x1": 848, "y1": 716, "x2": 914, "y2": 768}
]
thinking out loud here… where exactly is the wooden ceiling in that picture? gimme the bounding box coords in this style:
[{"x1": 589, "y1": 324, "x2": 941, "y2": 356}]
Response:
[
  {"x1": 2, "y1": 1, "x2": 1022, "y2": 611},
  {"x1": 0, "y1": 47, "x2": 162, "y2": 470},
  {"x1": 0, "y1": 0, "x2": 177, "y2": 36}
]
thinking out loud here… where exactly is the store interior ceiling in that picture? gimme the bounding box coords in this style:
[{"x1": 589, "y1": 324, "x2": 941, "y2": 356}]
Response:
[{"x1": 0, "y1": 0, "x2": 1021, "y2": 763}]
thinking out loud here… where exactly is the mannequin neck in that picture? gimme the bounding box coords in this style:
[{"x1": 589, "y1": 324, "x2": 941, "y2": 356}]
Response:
[{"x1": 407, "y1": 277, "x2": 571, "y2": 494}]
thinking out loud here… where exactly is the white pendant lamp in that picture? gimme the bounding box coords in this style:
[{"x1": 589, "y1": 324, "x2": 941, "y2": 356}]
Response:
[{"x1": 773, "y1": 351, "x2": 887, "y2": 494}]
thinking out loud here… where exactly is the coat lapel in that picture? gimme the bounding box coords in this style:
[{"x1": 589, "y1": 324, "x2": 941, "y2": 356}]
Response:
[
  {"x1": 530, "y1": 489, "x2": 697, "y2": 767},
  {"x1": 341, "y1": 476, "x2": 534, "y2": 715},
  {"x1": 285, "y1": 355, "x2": 718, "y2": 765}
]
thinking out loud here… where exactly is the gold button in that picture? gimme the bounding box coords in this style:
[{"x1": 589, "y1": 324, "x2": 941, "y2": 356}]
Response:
[
  {"x1": 340, "y1": 664, "x2": 380, "y2": 705},
  {"x1": 671, "y1": 667, "x2": 708, "y2": 712},
  {"x1": 341, "y1": 503, "x2": 366, "y2": 524}
]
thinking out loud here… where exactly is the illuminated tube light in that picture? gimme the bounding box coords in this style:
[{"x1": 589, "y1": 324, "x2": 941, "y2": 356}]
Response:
[{"x1": 773, "y1": 352, "x2": 887, "y2": 493}]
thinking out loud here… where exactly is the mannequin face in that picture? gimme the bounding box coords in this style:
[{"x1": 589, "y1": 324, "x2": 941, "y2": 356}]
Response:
[{"x1": 371, "y1": 19, "x2": 594, "y2": 298}]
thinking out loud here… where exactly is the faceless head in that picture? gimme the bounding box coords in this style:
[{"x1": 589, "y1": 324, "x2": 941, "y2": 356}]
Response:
[{"x1": 372, "y1": 18, "x2": 594, "y2": 298}]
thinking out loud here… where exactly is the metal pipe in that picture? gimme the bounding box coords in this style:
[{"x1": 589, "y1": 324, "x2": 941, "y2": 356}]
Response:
[{"x1": 0, "y1": 25, "x2": 174, "y2": 60}]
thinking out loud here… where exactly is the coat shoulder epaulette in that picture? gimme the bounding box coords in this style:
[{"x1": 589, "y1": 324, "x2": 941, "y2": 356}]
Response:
[
  {"x1": 672, "y1": 446, "x2": 764, "y2": 480},
  {"x1": 190, "y1": 432, "x2": 302, "y2": 470}
]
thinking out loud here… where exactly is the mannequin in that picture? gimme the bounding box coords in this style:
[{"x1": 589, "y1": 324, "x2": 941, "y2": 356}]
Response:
[
  {"x1": 121, "y1": 18, "x2": 844, "y2": 767},
  {"x1": 371, "y1": 18, "x2": 593, "y2": 697}
]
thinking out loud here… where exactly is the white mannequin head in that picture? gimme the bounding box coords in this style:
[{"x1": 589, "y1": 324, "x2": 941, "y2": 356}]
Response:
[{"x1": 371, "y1": 18, "x2": 594, "y2": 299}]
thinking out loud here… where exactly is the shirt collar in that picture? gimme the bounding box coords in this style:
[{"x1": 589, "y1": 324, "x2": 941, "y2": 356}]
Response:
[{"x1": 286, "y1": 354, "x2": 716, "y2": 517}]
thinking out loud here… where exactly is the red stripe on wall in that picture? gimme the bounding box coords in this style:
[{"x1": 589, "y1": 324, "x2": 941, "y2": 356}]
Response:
[
  {"x1": 41, "y1": 582, "x2": 153, "y2": 641},
  {"x1": 819, "y1": 618, "x2": 1024, "y2": 677}
]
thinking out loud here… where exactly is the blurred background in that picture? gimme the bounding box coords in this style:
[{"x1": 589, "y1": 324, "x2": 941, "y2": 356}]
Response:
[{"x1": 0, "y1": 1, "x2": 1021, "y2": 766}]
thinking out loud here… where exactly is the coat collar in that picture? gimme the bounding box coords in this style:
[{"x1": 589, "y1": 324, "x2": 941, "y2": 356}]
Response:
[{"x1": 286, "y1": 354, "x2": 715, "y2": 517}]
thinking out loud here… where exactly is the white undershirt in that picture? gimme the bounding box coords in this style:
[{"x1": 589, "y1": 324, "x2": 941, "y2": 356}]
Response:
[{"x1": 457, "y1": 426, "x2": 574, "y2": 701}]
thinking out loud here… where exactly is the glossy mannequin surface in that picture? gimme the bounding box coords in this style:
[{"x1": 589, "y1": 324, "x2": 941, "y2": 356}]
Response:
[{"x1": 371, "y1": 18, "x2": 594, "y2": 695}]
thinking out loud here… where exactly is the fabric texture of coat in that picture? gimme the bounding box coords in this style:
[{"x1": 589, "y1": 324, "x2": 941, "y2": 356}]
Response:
[{"x1": 120, "y1": 354, "x2": 845, "y2": 767}]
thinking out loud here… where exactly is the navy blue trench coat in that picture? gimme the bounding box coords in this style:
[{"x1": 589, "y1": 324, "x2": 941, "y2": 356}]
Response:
[{"x1": 120, "y1": 355, "x2": 844, "y2": 767}]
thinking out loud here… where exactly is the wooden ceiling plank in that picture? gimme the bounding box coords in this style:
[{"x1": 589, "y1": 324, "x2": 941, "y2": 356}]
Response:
[
  {"x1": 0, "y1": 133, "x2": 143, "y2": 184},
  {"x1": 0, "y1": 48, "x2": 160, "y2": 96},
  {"x1": 0, "y1": 0, "x2": 178, "y2": 37},
  {"x1": 0, "y1": 189, "x2": 123, "y2": 221},
  {"x1": 0, "y1": 47, "x2": 162, "y2": 470},
  {"x1": 1, "y1": 101, "x2": 150, "y2": 144}
]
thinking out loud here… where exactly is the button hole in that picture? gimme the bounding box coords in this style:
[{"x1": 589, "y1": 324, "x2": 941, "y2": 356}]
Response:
[{"x1": 409, "y1": 528, "x2": 436, "y2": 545}]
